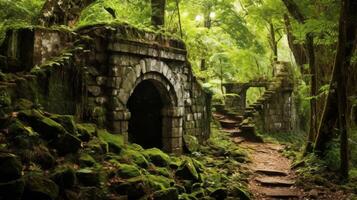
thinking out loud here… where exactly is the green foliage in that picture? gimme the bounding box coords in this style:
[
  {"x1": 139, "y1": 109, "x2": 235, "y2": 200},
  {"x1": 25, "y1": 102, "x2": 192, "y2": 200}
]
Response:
[{"x1": 0, "y1": 0, "x2": 45, "y2": 43}]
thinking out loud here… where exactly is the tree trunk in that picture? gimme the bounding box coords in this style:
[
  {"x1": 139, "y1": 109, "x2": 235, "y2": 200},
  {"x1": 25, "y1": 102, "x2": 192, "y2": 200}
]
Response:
[
  {"x1": 38, "y1": 0, "x2": 94, "y2": 27},
  {"x1": 316, "y1": 0, "x2": 357, "y2": 179},
  {"x1": 269, "y1": 22, "x2": 278, "y2": 62},
  {"x1": 283, "y1": 14, "x2": 307, "y2": 69},
  {"x1": 201, "y1": 3, "x2": 212, "y2": 71},
  {"x1": 282, "y1": 0, "x2": 317, "y2": 154},
  {"x1": 151, "y1": 0, "x2": 166, "y2": 27}
]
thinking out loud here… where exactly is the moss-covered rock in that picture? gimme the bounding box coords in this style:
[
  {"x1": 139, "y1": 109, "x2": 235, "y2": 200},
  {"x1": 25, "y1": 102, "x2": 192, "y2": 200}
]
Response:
[
  {"x1": 51, "y1": 167, "x2": 77, "y2": 189},
  {"x1": 149, "y1": 167, "x2": 171, "y2": 178},
  {"x1": 175, "y1": 159, "x2": 199, "y2": 182},
  {"x1": 0, "y1": 153, "x2": 22, "y2": 182},
  {"x1": 79, "y1": 153, "x2": 97, "y2": 167},
  {"x1": 153, "y1": 187, "x2": 179, "y2": 200},
  {"x1": 0, "y1": 178, "x2": 25, "y2": 200},
  {"x1": 8, "y1": 119, "x2": 39, "y2": 148},
  {"x1": 117, "y1": 164, "x2": 141, "y2": 179},
  {"x1": 77, "y1": 123, "x2": 96, "y2": 142},
  {"x1": 18, "y1": 110, "x2": 66, "y2": 141},
  {"x1": 33, "y1": 145, "x2": 56, "y2": 169},
  {"x1": 50, "y1": 114, "x2": 77, "y2": 135},
  {"x1": 13, "y1": 98, "x2": 34, "y2": 110},
  {"x1": 209, "y1": 188, "x2": 227, "y2": 200},
  {"x1": 0, "y1": 89, "x2": 11, "y2": 107},
  {"x1": 23, "y1": 174, "x2": 59, "y2": 200},
  {"x1": 97, "y1": 129, "x2": 124, "y2": 153},
  {"x1": 183, "y1": 135, "x2": 200, "y2": 153},
  {"x1": 55, "y1": 133, "x2": 82, "y2": 155},
  {"x1": 112, "y1": 174, "x2": 172, "y2": 199},
  {"x1": 143, "y1": 148, "x2": 171, "y2": 167},
  {"x1": 119, "y1": 149, "x2": 149, "y2": 168},
  {"x1": 76, "y1": 168, "x2": 101, "y2": 187},
  {"x1": 179, "y1": 193, "x2": 199, "y2": 200},
  {"x1": 87, "y1": 137, "x2": 108, "y2": 154},
  {"x1": 228, "y1": 186, "x2": 250, "y2": 200}
]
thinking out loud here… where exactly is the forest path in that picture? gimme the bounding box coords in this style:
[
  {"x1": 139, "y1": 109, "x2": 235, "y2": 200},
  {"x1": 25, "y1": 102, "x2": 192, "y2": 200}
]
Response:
[
  {"x1": 214, "y1": 111, "x2": 350, "y2": 199},
  {"x1": 237, "y1": 139, "x2": 302, "y2": 199}
]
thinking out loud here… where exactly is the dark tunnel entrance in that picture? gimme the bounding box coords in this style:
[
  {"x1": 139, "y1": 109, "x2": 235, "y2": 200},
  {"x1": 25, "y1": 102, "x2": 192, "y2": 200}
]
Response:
[{"x1": 127, "y1": 80, "x2": 164, "y2": 149}]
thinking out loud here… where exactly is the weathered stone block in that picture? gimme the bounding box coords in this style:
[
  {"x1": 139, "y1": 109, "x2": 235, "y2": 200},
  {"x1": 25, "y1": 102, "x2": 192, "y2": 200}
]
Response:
[{"x1": 87, "y1": 86, "x2": 101, "y2": 96}]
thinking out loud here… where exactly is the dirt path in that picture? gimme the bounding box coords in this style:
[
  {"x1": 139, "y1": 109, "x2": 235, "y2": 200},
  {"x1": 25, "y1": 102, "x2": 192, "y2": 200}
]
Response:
[
  {"x1": 214, "y1": 111, "x2": 350, "y2": 200},
  {"x1": 239, "y1": 140, "x2": 302, "y2": 199}
]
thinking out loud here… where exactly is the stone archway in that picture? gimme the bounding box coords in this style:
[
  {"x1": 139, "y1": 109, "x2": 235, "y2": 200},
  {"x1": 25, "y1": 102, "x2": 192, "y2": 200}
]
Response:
[
  {"x1": 124, "y1": 72, "x2": 184, "y2": 153},
  {"x1": 127, "y1": 80, "x2": 166, "y2": 149}
]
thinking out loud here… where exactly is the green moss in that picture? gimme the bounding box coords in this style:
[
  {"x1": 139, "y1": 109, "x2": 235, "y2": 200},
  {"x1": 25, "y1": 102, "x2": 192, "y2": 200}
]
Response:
[
  {"x1": 24, "y1": 173, "x2": 59, "y2": 200},
  {"x1": 183, "y1": 135, "x2": 200, "y2": 153},
  {"x1": 79, "y1": 153, "x2": 97, "y2": 167},
  {"x1": 51, "y1": 166, "x2": 77, "y2": 189},
  {"x1": 0, "y1": 89, "x2": 11, "y2": 107},
  {"x1": 143, "y1": 148, "x2": 171, "y2": 167},
  {"x1": 18, "y1": 110, "x2": 67, "y2": 141},
  {"x1": 146, "y1": 174, "x2": 173, "y2": 189},
  {"x1": 117, "y1": 164, "x2": 141, "y2": 179},
  {"x1": 153, "y1": 187, "x2": 179, "y2": 200},
  {"x1": 77, "y1": 123, "x2": 96, "y2": 141},
  {"x1": 13, "y1": 98, "x2": 34, "y2": 110},
  {"x1": 50, "y1": 114, "x2": 77, "y2": 135},
  {"x1": 120, "y1": 149, "x2": 149, "y2": 168},
  {"x1": 76, "y1": 168, "x2": 101, "y2": 187},
  {"x1": 97, "y1": 129, "x2": 124, "y2": 153},
  {"x1": 175, "y1": 158, "x2": 199, "y2": 182},
  {"x1": 87, "y1": 137, "x2": 108, "y2": 154}
]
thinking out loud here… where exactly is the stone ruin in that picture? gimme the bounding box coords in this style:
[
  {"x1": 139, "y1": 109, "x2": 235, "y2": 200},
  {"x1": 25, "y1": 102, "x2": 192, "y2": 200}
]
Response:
[
  {"x1": 0, "y1": 25, "x2": 212, "y2": 154},
  {"x1": 224, "y1": 62, "x2": 296, "y2": 133}
]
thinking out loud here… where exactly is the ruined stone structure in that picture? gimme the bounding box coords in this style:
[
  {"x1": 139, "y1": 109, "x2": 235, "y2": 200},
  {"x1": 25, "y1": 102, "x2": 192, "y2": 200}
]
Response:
[
  {"x1": 224, "y1": 62, "x2": 295, "y2": 133},
  {"x1": 0, "y1": 25, "x2": 211, "y2": 154}
]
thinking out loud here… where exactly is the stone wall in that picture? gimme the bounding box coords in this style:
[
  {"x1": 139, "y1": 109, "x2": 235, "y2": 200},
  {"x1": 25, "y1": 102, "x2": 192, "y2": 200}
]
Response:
[
  {"x1": 223, "y1": 62, "x2": 295, "y2": 133},
  {"x1": 0, "y1": 25, "x2": 211, "y2": 154},
  {"x1": 79, "y1": 25, "x2": 211, "y2": 153}
]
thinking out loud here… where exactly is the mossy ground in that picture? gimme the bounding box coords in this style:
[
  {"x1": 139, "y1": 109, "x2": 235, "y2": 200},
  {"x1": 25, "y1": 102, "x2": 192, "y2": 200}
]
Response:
[{"x1": 0, "y1": 101, "x2": 250, "y2": 200}]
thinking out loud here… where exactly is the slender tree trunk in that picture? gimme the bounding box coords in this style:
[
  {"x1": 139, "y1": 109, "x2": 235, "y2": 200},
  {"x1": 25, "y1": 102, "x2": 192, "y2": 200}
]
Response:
[
  {"x1": 201, "y1": 3, "x2": 212, "y2": 71},
  {"x1": 282, "y1": 0, "x2": 317, "y2": 154},
  {"x1": 283, "y1": 14, "x2": 307, "y2": 70},
  {"x1": 269, "y1": 22, "x2": 278, "y2": 62},
  {"x1": 151, "y1": 0, "x2": 166, "y2": 27}
]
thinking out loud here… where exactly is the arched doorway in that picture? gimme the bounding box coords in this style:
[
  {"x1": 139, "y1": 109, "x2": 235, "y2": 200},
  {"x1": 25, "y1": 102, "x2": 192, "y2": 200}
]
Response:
[{"x1": 127, "y1": 80, "x2": 166, "y2": 149}]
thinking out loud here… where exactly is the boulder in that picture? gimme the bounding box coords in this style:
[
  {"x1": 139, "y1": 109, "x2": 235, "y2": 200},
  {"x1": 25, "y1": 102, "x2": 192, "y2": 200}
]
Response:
[
  {"x1": 55, "y1": 133, "x2": 82, "y2": 155},
  {"x1": 153, "y1": 187, "x2": 179, "y2": 200},
  {"x1": 79, "y1": 153, "x2": 97, "y2": 167},
  {"x1": 51, "y1": 167, "x2": 77, "y2": 189},
  {"x1": 97, "y1": 129, "x2": 124, "y2": 153},
  {"x1": 23, "y1": 174, "x2": 59, "y2": 200},
  {"x1": 117, "y1": 164, "x2": 141, "y2": 179},
  {"x1": 0, "y1": 153, "x2": 22, "y2": 182},
  {"x1": 183, "y1": 135, "x2": 200, "y2": 153},
  {"x1": 8, "y1": 120, "x2": 38, "y2": 148},
  {"x1": 175, "y1": 159, "x2": 199, "y2": 182},
  {"x1": 13, "y1": 98, "x2": 34, "y2": 110},
  {"x1": 50, "y1": 114, "x2": 77, "y2": 135},
  {"x1": 77, "y1": 123, "x2": 96, "y2": 142},
  {"x1": 119, "y1": 149, "x2": 149, "y2": 168},
  {"x1": 143, "y1": 148, "x2": 170, "y2": 167},
  {"x1": 18, "y1": 110, "x2": 66, "y2": 141},
  {"x1": 76, "y1": 168, "x2": 101, "y2": 187},
  {"x1": 209, "y1": 188, "x2": 227, "y2": 200}
]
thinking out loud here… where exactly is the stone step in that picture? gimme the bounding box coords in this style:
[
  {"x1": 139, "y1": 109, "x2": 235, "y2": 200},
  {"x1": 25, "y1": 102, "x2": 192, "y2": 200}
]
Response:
[
  {"x1": 255, "y1": 177, "x2": 295, "y2": 187},
  {"x1": 254, "y1": 169, "x2": 289, "y2": 176},
  {"x1": 219, "y1": 119, "x2": 238, "y2": 129},
  {"x1": 263, "y1": 188, "x2": 299, "y2": 198}
]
